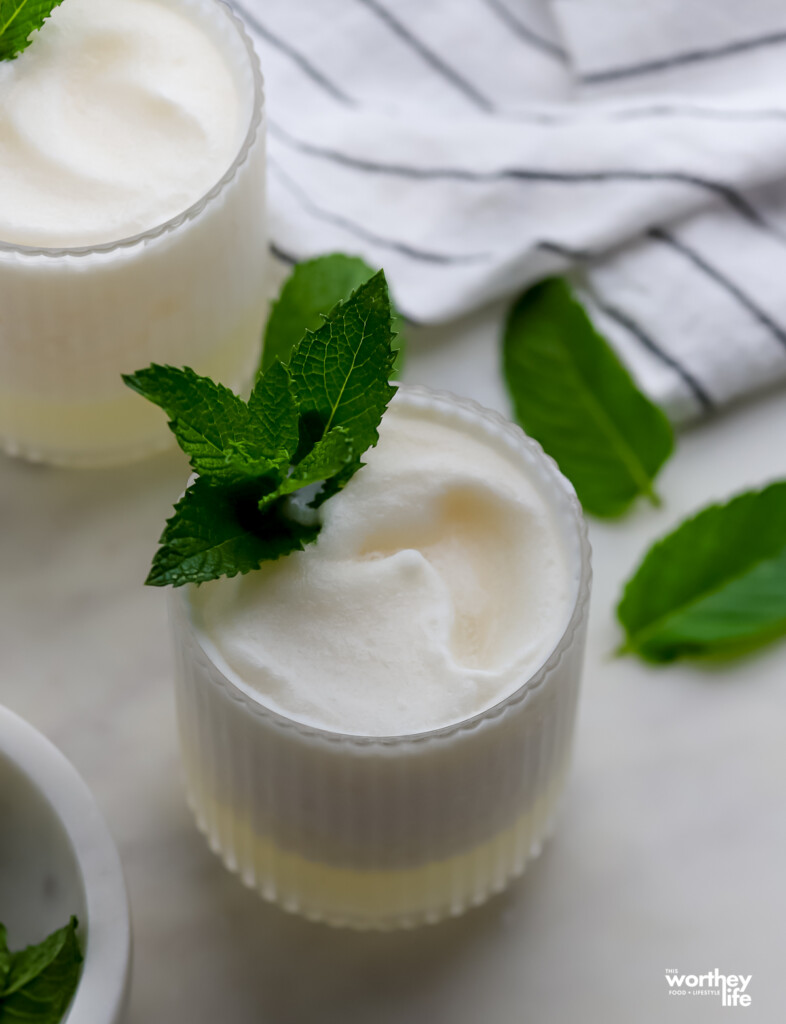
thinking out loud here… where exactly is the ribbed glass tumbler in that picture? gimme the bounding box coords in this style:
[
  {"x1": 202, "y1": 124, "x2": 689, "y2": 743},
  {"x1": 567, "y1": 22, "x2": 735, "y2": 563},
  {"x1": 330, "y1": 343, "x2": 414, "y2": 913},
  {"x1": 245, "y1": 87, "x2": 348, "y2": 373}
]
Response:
[
  {"x1": 170, "y1": 388, "x2": 592, "y2": 929},
  {"x1": 0, "y1": 0, "x2": 267, "y2": 467}
]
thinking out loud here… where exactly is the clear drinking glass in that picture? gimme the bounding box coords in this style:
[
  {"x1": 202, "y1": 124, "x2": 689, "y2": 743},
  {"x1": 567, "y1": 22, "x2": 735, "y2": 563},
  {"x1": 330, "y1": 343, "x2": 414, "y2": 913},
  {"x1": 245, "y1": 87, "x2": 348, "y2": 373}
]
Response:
[
  {"x1": 0, "y1": 0, "x2": 266, "y2": 467},
  {"x1": 170, "y1": 387, "x2": 592, "y2": 929}
]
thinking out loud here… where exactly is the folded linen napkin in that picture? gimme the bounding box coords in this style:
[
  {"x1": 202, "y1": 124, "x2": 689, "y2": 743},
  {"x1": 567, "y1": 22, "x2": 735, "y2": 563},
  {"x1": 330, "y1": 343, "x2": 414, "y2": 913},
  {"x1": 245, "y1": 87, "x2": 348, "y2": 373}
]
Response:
[{"x1": 233, "y1": 0, "x2": 786, "y2": 422}]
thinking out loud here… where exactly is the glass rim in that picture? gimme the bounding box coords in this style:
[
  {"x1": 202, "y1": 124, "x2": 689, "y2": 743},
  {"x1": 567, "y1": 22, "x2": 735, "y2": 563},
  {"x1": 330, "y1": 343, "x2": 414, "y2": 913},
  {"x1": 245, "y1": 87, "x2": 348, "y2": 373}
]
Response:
[
  {"x1": 178, "y1": 385, "x2": 592, "y2": 748},
  {"x1": 0, "y1": 0, "x2": 264, "y2": 259}
]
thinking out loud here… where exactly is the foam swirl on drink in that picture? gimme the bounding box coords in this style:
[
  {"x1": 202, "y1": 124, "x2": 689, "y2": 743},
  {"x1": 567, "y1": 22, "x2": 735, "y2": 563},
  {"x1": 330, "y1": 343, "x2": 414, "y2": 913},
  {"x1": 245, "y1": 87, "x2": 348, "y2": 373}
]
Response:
[
  {"x1": 0, "y1": 0, "x2": 247, "y2": 247},
  {"x1": 196, "y1": 399, "x2": 577, "y2": 736}
]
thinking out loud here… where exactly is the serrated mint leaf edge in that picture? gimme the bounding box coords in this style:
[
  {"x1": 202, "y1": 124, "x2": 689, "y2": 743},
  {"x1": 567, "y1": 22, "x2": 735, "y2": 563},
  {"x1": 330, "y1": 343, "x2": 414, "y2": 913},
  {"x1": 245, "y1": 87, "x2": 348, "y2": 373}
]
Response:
[
  {"x1": 0, "y1": 0, "x2": 64, "y2": 61},
  {"x1": 247, "y1": 359, "x2": 300, "y2": 461},
  {"x1": 147, "y1": 479, "x2": 321, "y2": 587},
  {"x1": 123, "y1": 365, "x2": 250, "y2": 467},
  {"x1": 261, "y1": 252, "x2": 406, "y2": 378},
  {"x1": 286, "y1": 269, "x2": 397, "y2": 450},
  {"x1": 503, "y1": 277, "x2": 674, "y2": 517},
  {"x1": 623, "y1": 546, "x2": 786, "y2": 662},
  {"x1": 1, "y1": 916, "x2": 81, "y2": 997},
  {"x1": 129, "y1": 268, "x2": 398, "y2": 586},
  {"x1": 617, "y1": 481, "x2": 786, "y2": 661},
  {"x1": 257, "y1": 426, "x2": 354, "y2": 512}
]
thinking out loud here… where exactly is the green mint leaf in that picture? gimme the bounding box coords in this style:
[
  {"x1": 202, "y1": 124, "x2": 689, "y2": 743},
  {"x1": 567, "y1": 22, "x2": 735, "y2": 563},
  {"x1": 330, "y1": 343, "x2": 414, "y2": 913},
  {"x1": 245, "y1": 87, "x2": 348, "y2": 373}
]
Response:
[
  {"x1": 0, "y1": 0, "x2": 63, "y2": 62},
  {"x1": 308, "y1": 456, "x2": 362, "y2": 509},
  {"x1": 0, "y1": 917, "x2": 82, "y2": 1024},
  {"x1": 261, "y1": 253, "x2": 405, "y2": 377},
  {"x1": 218, "y1": 442, "x2": 282, "y2": 485},
  {"x1": 258, "y1": 427, "x2": 354, "y2": 512},
  {"x1": 503, "y1": 278, "x2": 674, "y2": 517},
  {"x1": 246, "y1": 359, "x2": 299, "y2": 461},
  {"x1": 284, "y1": 426, "x2": 353, "y2": 490},
  {"x1": 122, "y1": 365, "x2": 282, "y2": 483},
  {"x1": 127, "y1": 267, "x2": 399, "y2": 585},
  {"x1": 2, "y1": 918, "x2": 80, "y2": 997},
  {"x1": 0, "y1": 925, "x2": 10, "y2": 994},
  {"x1": 288, "y1": 269, "x2": 397, "y2": 474},
  {"x1": 122, "y1": 364, "x2": 248, "y2": 466},
  {"x1": 147, "y1": 477, "x2": 318, "y2": 587},
  {"x1": 618, "y1": 480, "x2": 786, "y2": 662}
]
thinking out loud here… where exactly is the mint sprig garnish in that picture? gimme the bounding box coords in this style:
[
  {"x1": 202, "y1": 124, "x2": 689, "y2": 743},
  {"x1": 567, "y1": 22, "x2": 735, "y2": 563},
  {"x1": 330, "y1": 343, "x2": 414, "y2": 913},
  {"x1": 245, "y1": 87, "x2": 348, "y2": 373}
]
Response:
[
  {"x1": 124, "y1": 270, "x2": 397, "y2": 586},
  {"x1": 0, "y1": 0, "x2": 64, "y2": 61},
  {"x1": 261, "y1": 253, "x2": 405, "y2": 378},
  {"x1": 0, "y1": 917, "x2": 82, "y2": 1024},
  {"x1": 145, "y1": 477, "x2": 321, "y2": 587},
  {"x1": 123, "y1": 364, "x2": 287, "y2": 486}
]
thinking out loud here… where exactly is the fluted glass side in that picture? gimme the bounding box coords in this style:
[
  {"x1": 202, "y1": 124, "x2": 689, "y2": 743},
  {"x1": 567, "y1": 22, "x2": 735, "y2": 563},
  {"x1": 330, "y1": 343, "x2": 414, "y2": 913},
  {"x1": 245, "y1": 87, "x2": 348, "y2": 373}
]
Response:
[
  {"x1": 0, "y1": 0, "x2": 267, "y2": 467},
  {"x1": 170, "y1": 388, "x2": 592, "y2": 929}
]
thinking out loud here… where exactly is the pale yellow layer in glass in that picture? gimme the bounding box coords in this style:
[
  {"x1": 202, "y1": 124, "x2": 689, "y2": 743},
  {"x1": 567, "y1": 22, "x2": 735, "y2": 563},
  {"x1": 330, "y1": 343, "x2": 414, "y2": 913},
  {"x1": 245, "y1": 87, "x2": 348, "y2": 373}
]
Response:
[
  {"x1": 0, "y1": 313, "x2": 263, "y2": 466},
  {"x1": 187, "y1": 765, "x2": 567, "y2": 929}
]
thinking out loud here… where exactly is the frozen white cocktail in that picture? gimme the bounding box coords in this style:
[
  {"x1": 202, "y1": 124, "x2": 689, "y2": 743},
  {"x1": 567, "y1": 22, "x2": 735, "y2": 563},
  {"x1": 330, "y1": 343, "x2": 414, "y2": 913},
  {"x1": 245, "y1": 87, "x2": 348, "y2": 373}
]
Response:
[
  {"x1": 130, "y1": 270, "x2": 591, "y2": 928},
  {"x1": 0, "y1": 0, "x2": 267, "y2": 465},
  {"x1": 173, "y1": 389, "x2": 590, "y2": 927}
]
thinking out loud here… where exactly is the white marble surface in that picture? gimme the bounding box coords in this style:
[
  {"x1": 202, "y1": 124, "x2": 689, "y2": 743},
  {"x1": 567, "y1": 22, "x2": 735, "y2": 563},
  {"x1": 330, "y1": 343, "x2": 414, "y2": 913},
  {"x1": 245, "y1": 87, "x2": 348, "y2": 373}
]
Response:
[{"x1": 2, "y1": 299, "x2": 785, "y2": 1023}]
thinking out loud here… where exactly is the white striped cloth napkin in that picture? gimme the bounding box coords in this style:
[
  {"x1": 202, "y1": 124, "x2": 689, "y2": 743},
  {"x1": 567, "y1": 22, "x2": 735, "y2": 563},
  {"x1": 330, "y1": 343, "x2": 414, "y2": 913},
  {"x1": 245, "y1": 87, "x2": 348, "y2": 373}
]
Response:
[{"x1": 232, "y1": 0, "x2": 786, "y2": 422}]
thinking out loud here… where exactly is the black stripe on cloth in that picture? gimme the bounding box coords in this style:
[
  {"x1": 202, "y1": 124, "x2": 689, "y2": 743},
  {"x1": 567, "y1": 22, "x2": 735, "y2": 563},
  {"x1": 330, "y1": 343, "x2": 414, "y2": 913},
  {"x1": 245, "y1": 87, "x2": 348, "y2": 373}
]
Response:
[
  {"x1": 581, "y1": 28, "x2": 786, "y2": 85},
  {"x1": 270, "y1": 160, "x2": 492, "y2": 265},
  {"x1": 489, "y1": 102, "x2": 786, "y2": 127},
  {"x1": 269, "y1": 121, "x2": 766, "y2": 226},
  {"x1": 650, "y1": 227, "x2": 786, "y2": 351},
  {"x1": 480, "y1": 0, "x2": 567, "y2": 61},
  {"x1": 227, "y1": 5, "x2": 786, "y2": 127},
  {"x1": 510, "y1": 103, "x2": 786, "y2": 125},
  {"x1": 356, "y1": 0, "x2": 497, "y2": 113},
  {"x1": 269, "y1": 240, "x2": 424, "y2": 322},
  {"x1": 269, "y1": 241, "x2": 298, "y2": 265},
  {"x1": 593, "y1": 298, "x2": 714, "y2": 411},
  {"x1": 535, "y1": 239, "x2": 602, "y2": 262},
  {"x1": 231, "y1": 1, "x2": 356, "y2": 105},
  {"x1": 229, "y1": 6, "x2": 786, "y2": 129},
  {"x1": 717, "y1": 194, "x2": 786, "y2": 251},
  {"x1": 610, "y1": 103, "x2": 786, "y2": 123},
  {"x1": 535, "y1": 241, "x2": 714, "y2": 409}
]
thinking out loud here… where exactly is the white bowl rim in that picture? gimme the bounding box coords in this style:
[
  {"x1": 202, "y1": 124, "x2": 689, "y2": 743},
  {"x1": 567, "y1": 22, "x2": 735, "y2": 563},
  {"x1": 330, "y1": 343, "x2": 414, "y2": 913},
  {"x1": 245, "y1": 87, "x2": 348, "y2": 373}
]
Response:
[{"x1": 0, "y1": 705, "x2": 131, "y2": 1024}]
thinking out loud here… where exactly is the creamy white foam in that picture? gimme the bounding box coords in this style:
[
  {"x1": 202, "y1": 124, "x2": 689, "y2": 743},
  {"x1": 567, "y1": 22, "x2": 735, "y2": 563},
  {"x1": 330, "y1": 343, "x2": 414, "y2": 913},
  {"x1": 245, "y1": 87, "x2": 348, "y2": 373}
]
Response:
[
  {"x1": 0, "y1": 0, "x2": 246, "y2": 246},
  {"x1": 0, "y1": 0, "x2": 267, "y2": 467},
  {"x1": 197, "y1": 400, "x2": 577, "y2": 736}
]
